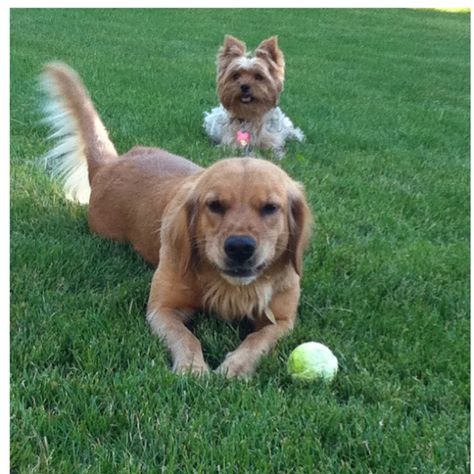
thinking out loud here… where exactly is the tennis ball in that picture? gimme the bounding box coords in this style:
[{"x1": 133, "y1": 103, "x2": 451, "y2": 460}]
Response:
[{"x1": 287, "y1": 342, "x2": 338, "y2": 382}]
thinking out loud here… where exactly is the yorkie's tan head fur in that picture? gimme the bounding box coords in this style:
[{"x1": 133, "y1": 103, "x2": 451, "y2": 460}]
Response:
[{"x1": 217, "y1": 35, "x2": 285, "y2": 121}]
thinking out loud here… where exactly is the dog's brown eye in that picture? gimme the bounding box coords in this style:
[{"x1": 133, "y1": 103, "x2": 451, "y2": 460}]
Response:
[
  {"x1": 261, "y1": 203, "x2": 278, "y2": 216},
  {"x1": 207, "y1": 200, "x2": 225, "y2": 214},
  {"x1": 232, "y1": 73, "x2": 241, "y2": 81},
  {"x1": 255, "y1": 73, "x2": 263, "y2": 81}
]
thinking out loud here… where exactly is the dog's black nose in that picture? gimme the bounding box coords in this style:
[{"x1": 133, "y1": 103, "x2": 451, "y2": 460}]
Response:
[
  {"x1": 240, "y1": 84, "x2": 250, "y2": 93},
  {"x1": 224, "y1": 236, "x2": 256, "y2": 263}
]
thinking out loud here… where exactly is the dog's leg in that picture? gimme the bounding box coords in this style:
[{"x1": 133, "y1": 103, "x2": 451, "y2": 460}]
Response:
[
  {"x1": 147, "y1": 308, "x2": 209, "y2": 375},
  {"x1": 216, "y1": 284, "x2": 300, "y2": 379}
]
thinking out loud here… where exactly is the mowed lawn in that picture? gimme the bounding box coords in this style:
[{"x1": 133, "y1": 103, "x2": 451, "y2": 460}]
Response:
[{"x1": 10, "y1": 9, "x2": 469, "y2": 473}]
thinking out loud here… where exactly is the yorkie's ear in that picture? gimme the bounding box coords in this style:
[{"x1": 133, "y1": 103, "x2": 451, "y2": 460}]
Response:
[
  {"x1": 222, "y1": 35, "x2": 246, "y2": 55},
  {"x1": 255, "y1": 36, "x2": 285, "y2": 73},
  {"x1": 218, "y1": 35, "x2": 246, "y2": 72}
]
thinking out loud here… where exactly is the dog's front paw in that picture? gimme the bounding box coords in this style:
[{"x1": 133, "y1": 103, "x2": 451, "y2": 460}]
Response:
[
  {"x1": 215, "y1": 350, "x2": 255, "y2": 380},
  {"x1": 273, "y1": 148, "x2": 285, "y2": 160},
  {"x1": 172, "y1": 357, "x2": 210, "y2": 376}
]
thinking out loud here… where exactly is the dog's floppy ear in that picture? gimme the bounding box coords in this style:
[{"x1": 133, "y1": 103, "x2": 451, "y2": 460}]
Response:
[
  {"x1": 162, "y1": 183, "x2": 199, "y2": 276},
  {"x1": 287, "y1": 183, "x2": 312, "y2": 276}
]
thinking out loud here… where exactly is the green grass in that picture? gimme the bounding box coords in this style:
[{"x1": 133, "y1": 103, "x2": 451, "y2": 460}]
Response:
[{"x1": 10, "y1": 8, "x2": 470, "y2": 473}]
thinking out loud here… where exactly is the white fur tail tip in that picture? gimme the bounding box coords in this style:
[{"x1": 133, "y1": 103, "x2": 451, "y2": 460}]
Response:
[{"x1": 40, "y1": 73, "x2": 91, "y2": 205}]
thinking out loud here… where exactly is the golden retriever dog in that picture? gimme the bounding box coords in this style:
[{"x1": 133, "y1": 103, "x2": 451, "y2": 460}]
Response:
[{"x1": 41, "y1": 63, "x2": 312, "y2": 378}]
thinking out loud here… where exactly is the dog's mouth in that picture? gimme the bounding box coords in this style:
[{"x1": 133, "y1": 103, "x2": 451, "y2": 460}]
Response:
[
  {"x1": 240, "y1": 94, "x2": 254, "y2": 104},
  {"x1": 220, "y1": 262, "x2": 266, "y2": 284},
  {"x1": 222, "y1": 267, "x2": 255, "y2": 278}
]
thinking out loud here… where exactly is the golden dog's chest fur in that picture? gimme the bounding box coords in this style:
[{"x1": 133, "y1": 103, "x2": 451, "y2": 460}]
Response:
[
  {"x1": 200, "y1": 263, "x2": 295, "y2": 322},
  {"x1": 203, "y1": 277, "x2": 273, "y2": 321}
]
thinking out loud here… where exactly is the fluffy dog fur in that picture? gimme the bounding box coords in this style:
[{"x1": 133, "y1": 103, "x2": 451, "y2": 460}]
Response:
[
  {"x1": 41, "y1": 63, "x2": 312, "y2": 378},
  {"x1": 204, "y1": 35, "x2": 304, "y2": 158}
]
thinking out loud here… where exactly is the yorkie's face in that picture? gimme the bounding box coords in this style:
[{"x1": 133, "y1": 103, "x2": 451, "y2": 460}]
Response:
[{"x1": 216, "y1": 36, "x2": 285, "y2": 121}]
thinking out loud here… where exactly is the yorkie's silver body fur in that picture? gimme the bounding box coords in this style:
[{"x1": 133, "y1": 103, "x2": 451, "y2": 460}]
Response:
[{"x1": 204, "y1": 36, "x2": 304, "y2": 158}]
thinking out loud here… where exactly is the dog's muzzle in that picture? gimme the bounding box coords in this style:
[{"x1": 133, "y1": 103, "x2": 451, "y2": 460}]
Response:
[
  {"x1": 220, "y1": 235, "x2": 265, "y2": 281},
  {"x1": 224, "y1": 235, "x2": 256, "y2": 263}
]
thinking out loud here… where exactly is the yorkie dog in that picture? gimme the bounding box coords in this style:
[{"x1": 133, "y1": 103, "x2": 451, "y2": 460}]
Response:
[{"x1": 204, "y1": 35, "x2": 304, "y2": 158}]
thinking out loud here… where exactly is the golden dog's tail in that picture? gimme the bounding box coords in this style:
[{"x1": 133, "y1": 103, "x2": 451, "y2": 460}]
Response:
[{"x1": 40, "y1": 63, "x2": 118, "y2": 204}]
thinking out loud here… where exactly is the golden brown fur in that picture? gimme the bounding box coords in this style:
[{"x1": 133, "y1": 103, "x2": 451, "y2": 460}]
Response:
[{"x1": 41, "y1": 62, "x2": 312, "y2": 378}]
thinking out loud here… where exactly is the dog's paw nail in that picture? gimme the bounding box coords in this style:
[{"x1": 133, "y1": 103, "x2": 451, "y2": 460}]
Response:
[
  {"x1": 215, "y1": 357, "x2": 254, "y2": 380},
  {"x1": 173, "y1": 360, "x2": 210, "y2": 376}
]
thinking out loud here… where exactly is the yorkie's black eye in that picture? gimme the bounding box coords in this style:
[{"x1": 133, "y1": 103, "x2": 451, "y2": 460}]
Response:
[
  {"x1": 255, "y1": 73, "x2": 263, "y2": 81},
  {"x1": 261, "y1": 203, "x2": 279, "y2": 216},
  {"x1": 207, "y1": 200, "x2": 225, "y2": 214},
  {"x1": 232, "y1": 73, "x2": 241, "y2": 81}
]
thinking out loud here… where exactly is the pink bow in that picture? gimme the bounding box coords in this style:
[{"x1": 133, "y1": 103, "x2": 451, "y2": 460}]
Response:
[{"x1": 236, "y1": 130, "x2": 251, "y2": 147}]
